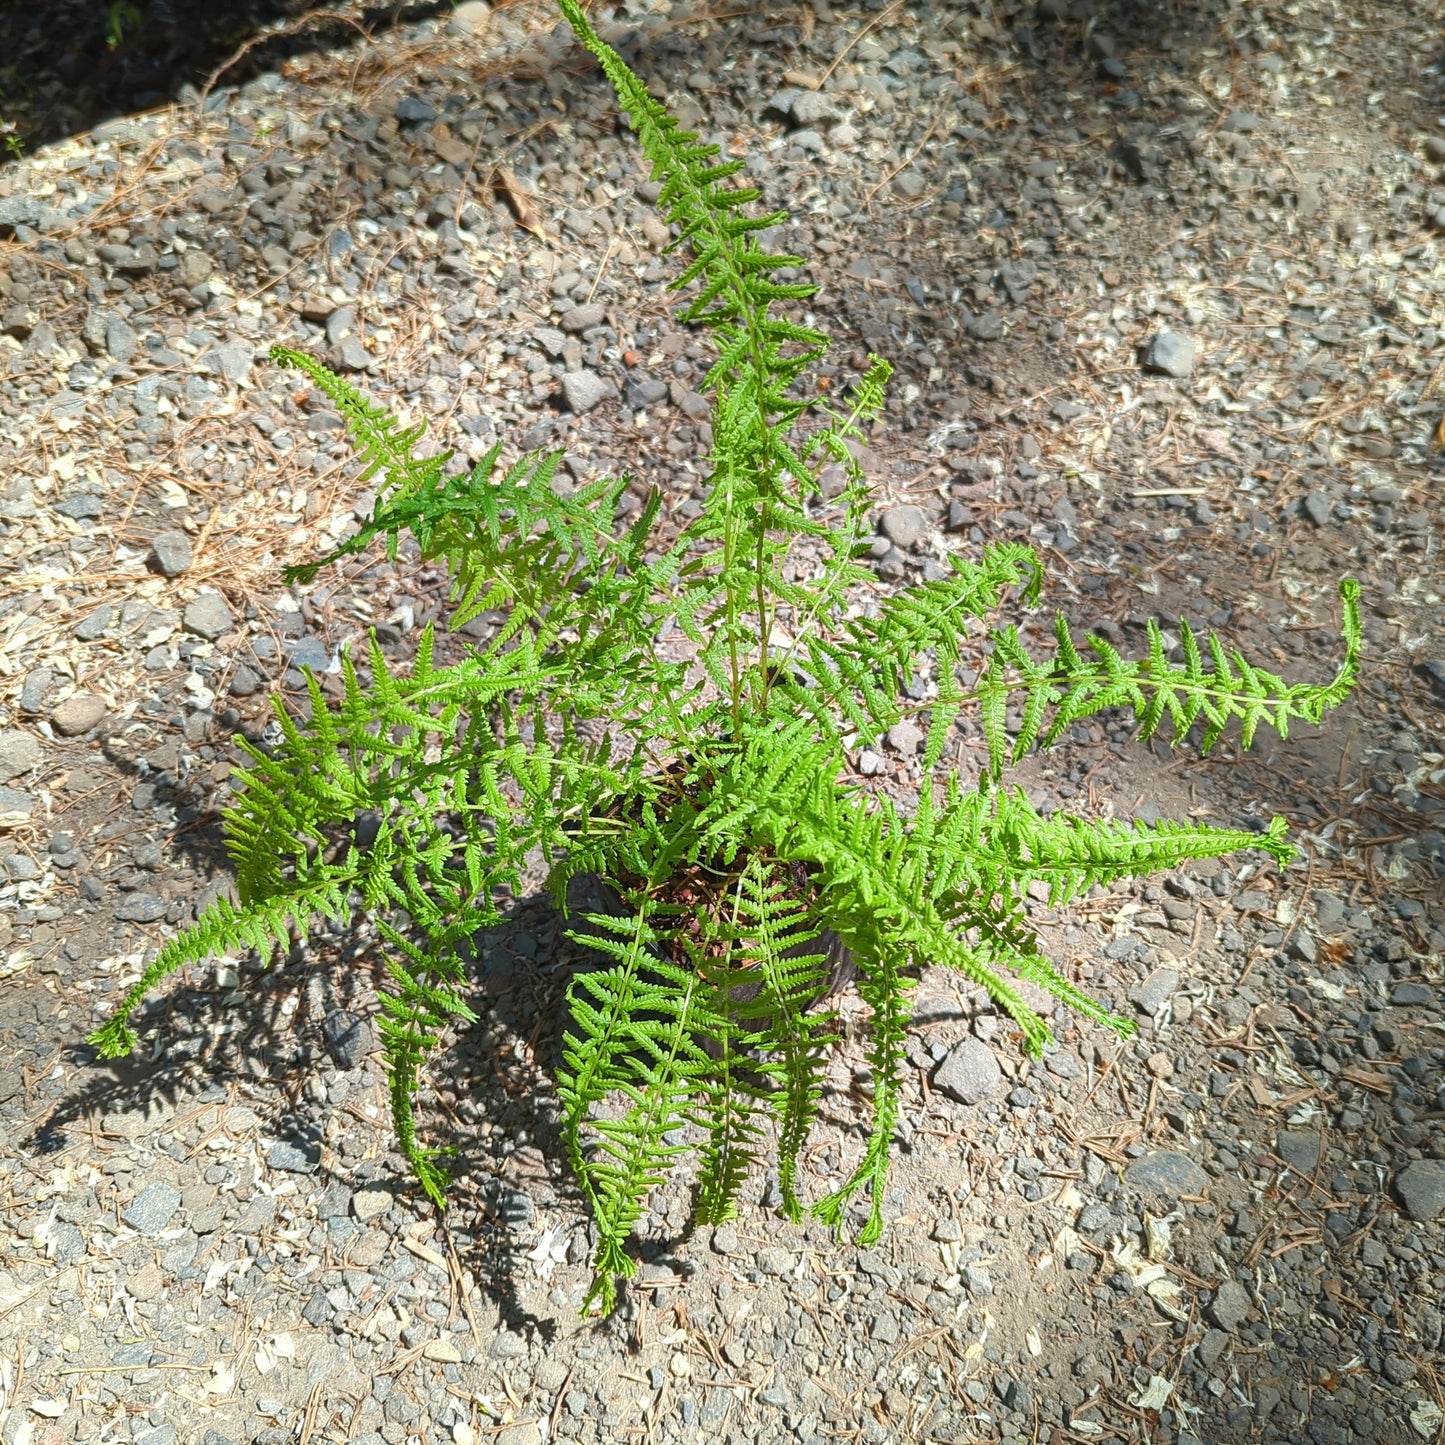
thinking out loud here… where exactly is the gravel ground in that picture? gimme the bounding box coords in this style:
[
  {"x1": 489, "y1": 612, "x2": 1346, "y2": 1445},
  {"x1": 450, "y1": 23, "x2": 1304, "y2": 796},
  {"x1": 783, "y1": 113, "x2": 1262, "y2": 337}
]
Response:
[{"x1": 1, "y1": 1, "x2": 1443, "y2": 1443}]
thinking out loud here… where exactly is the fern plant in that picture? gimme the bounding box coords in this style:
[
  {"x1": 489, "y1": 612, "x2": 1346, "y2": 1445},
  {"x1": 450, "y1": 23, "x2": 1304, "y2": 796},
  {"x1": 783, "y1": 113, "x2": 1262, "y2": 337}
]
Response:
[{"x1": 87, "y1": 0, "x2": 1361, "y2": 1313}]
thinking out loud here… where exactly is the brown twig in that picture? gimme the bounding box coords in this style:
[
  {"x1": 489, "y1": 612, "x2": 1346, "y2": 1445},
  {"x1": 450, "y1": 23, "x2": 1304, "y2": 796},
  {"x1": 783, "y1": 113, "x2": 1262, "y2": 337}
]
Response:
[
  {"x1": 850, "y1": 109, "x2": 948, "y2": 220},
  {"x1": 197, "y1": 8, "x2": 372, "y2": 114},
  {"x1": 549, "y1": 1367, "x2": 575, "y2": 1441},
  {"x1": 817, "y1": 0, "x2": 905, "y2": 89}
]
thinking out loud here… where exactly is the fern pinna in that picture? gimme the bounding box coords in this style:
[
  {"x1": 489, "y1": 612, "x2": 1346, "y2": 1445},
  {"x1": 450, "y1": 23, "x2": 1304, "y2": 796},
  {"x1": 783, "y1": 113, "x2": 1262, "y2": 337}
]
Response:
[{"x1": 86, "y1": 0, "x2": 1361, "y2": 1313}]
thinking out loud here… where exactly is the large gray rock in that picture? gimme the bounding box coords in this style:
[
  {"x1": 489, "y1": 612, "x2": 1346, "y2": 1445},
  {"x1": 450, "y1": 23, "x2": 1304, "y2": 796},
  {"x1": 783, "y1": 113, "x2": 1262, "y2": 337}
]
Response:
[
  {"x1": 886, "y1": 719, "x2": 924, "y2": 754},
  {"x1": 122, "y1": 1182, "x2": 181, "y2": 1236},
  {"x1": 1128, "y1": 968, "x2": 1179, "y2": 1016},
  {"x1": 183, "y1": 592, "x2": 234, "y2": 641},
  {"x1": 49, "y1": 1220, "x2": 87, "y2": 1265},
  {"x1": 1276, "y1": 1129, "x2": 1320, "y2": 1177},
  {"x1": 531, "y1": 325, "x2": 566, "y2": 358},
  {"x1": 0, "y1": 730, "x2": 41, "y2": 782},
  {"x1": 932, "y1": 1037, "x2": 1002, "y2": 1105},
  {"x1": 792, "y1": 91, "x2": 839, "y2": 126},
  {"x1": 0, "y1": 786, "x2": 35, "y2": 824},
  {"x1": 489, "y1": 1329, "x2": 526, "y2": 1360},
  {"x1": 19, "y1": 667, "x2": 52, "y2": 714},
  {"x1": 1302, "y1": 489, "x2": 1332, "y2": 527},
  {"x1": 1210, "y1": 1279, "x2": 1253, "y2": 1332},
  {"x1": 560, "y1": 302, "x2": 606, "y2": 333},
  {"x1": 116, "y1": 894, "x2": 167, "y2": 923},
  {"x1": 150, "y1": 530, "x2": 192, "y2": 577},
  {"x1": 446, "y1": 0, "x2": 491, "y2": 36},
  {"x1": 562, "y1": 369, "x2": 614, "y2": 414},
  {"x1": 52, "y1": 491, "x2": 104, "y2": 521},
  {"x1": 208, "y1": 344, "x2": 253, "y2": 386},
  {"x1": 1396, "y1": 1161, "x2": 1445, "y2": 1222},
  {"x1": 1124, "y1": 1149, "x2": 1209, "y2": 1200},
  {"x1": 879, "y1": 504, "x2": 928, "y2": 550},
  {"x1": 1391, "y1": 982, "x2": 1435, "y2": 1006},
  {"x1": 1314, "y1": 892, "x2": 1345, "y2": 931},
  {"x1": 965, "y1": 310, "x2": 1002, "y2": 341},
  {"x1": 1144, "y1": 330, "x2": 1195, "y2": 378},
  {"x1": 50, "y1": 693, "x2": 108, "y2": 737},
  {"x1": 105, "y1": 316, "x2": 137, "y2": 364},
  {"x1": 321, "y1": 1008, "x2": 372, "y2": 1069},
  {"x1": 267, "y1": 1138, "x2": 321, "y2": 1173}
]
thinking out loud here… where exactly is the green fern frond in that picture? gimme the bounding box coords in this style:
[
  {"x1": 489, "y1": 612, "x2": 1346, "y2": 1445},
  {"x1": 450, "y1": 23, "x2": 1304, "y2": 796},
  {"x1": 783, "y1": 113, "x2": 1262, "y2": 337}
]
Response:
[
  {"x1": 726, "y1": 858, "x2": 834, "y2": 1222},
  {"x1": 980, "y1": 577, "x2": 1360, "y2": 775},
  {"x1": 87, "y1": 880, "x2": 355, "y2": 1059},
  {"x1": 812, "y1": 935, "x2": 910, "y2": 1243},
  {"x1": 559, "y1": 903, "x2": 722, "y2": 1311},
  {"x1": 927, "y1": 776, "x2": 1293, "y2": 909},
  {"x1": 373, "y1": 920, "x2": 479, "y2": 1208},
  {"x1": 272, "y1": 345, "x2": 443, "y2": 497},
  {"x1": 801, "y1": 541, "x2": 1043, "y2": 755}
]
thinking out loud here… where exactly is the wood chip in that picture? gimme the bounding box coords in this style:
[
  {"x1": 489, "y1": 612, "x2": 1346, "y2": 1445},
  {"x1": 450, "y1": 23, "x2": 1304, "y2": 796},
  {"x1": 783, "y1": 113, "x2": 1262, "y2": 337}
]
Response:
[
  {"x1": 1339, "y1": 1064, "x2": 1393, "y2": 1094},
  {"x1": 402, "y1": 1236, "x2": 449, "y2": 1271},
  {"x1": 493, "y1": 166, "x2": 545, "y2": 239}
]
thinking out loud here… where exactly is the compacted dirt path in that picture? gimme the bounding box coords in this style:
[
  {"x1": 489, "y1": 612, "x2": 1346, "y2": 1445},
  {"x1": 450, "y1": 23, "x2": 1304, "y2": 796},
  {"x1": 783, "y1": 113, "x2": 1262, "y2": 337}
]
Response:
[{"x1": 0, "y1": 1, "x2": 1442, "y2": 1443}]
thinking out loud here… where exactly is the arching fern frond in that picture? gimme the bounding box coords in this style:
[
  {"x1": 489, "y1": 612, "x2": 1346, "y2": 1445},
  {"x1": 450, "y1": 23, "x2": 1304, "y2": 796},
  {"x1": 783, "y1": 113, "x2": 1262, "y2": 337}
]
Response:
[
  {"x1": 272, "y1": 344, "x2": 442, "y2": 496},
  {"x1": 87, "y1": 878, "x2": 356, "y2": 1059},
  {"x1": 979, "y1": 578, "x2": 1360, "y2": 777}
]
